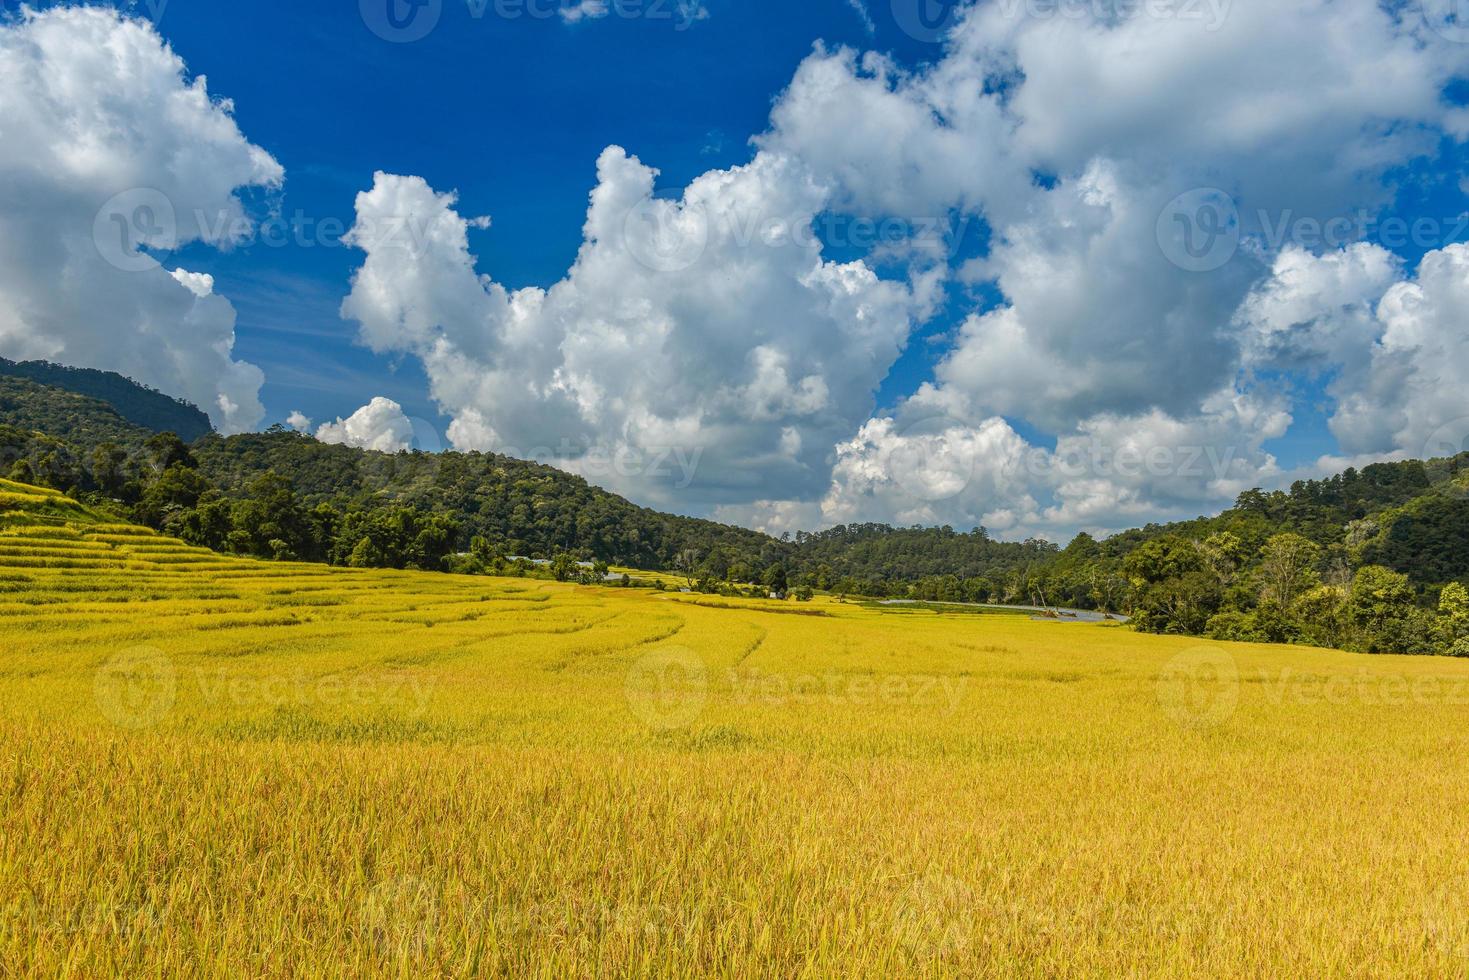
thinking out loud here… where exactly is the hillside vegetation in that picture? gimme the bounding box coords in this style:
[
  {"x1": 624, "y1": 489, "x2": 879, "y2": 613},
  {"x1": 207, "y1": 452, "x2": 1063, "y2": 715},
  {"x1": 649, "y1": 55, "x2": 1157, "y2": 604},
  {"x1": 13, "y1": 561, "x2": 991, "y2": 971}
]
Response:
[
  {"x1": 0, "y1": 357, "x2": 211, "y2": 441},
  {"x1": 1019, "y1": 462, "x2": 1469, "y2": 655},
  {"x1": 3, "y1": 480, "x2": 1469, "y2": 974},
  {"x1": 2, "y1": 369, "x2": 1469, "y2": 655},
  {"x1": 0, "y1": 375, "x2": 1048, "y2": 590}
]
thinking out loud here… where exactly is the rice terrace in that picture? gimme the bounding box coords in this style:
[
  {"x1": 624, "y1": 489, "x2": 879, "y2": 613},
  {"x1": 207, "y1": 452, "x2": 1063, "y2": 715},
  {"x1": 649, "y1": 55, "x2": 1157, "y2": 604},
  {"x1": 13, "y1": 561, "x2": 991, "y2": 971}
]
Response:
[
  {"x1": 2, "y1": 476, "x2": 1469, "y2": 975},
  {"x1": 7, "y1": 0, "x2": 1469, "y2": 976}
]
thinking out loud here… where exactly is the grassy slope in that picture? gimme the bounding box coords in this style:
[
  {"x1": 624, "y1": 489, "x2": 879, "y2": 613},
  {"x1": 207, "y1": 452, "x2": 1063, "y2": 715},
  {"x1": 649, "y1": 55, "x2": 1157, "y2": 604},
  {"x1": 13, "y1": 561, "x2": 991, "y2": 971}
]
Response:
[{"x1": 3, "y1": 481, "x2": 1469, "y2": 973}]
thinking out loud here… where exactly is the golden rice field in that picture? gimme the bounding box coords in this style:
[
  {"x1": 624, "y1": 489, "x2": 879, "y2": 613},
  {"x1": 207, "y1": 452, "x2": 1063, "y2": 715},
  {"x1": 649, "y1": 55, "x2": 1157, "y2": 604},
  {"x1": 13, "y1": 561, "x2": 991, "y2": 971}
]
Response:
[{"x1": 3, "y1": 477, "x2": 1469, "y2": 976}]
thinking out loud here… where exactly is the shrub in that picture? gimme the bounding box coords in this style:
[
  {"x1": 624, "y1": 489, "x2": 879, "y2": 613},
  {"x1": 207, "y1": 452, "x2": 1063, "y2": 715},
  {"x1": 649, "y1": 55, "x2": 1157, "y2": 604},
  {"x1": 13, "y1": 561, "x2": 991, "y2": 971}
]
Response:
[{"x1": 1206, "y1": 611, "x2": 1262, "y2": 643}]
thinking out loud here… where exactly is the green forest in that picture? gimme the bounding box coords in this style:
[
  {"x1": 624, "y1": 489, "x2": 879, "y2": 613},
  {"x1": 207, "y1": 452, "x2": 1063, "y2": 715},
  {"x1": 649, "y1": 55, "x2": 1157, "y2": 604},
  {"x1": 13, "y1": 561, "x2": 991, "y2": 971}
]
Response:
[
  {"x1": 0, "y1": 358, "x2": 211, "y2": 442},
  {"x1": 4, "y1": 366, "x2": 1468, "y2": 656}
]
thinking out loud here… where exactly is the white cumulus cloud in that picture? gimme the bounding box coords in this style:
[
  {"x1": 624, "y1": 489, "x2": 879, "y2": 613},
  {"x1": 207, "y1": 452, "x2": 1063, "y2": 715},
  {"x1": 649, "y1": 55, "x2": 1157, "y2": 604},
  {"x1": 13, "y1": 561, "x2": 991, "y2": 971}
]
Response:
[
  {"x1": 0, "y1": 6, "x2": 282, "y2": 434},
  {"x1": 769, "y1": 0, "x2": 1469, "y2": 537},
  {"x1": 340, "y1": 147, "x2": 921, "y2": 512},
  {"x1": 315, "y1": 397, "x2": 414, "y2": 453},
  {"x1": 335, "y1": 0, "x2": 1469, "y2": 538},
  {"x1": 1237, "y1": 244, "x2": 1469, "y2": 461}
]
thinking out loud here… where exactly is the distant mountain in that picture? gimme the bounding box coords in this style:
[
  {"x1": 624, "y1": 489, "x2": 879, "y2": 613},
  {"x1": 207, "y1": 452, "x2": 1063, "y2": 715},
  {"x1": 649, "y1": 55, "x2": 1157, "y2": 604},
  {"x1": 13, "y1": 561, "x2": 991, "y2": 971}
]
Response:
[
  {"x1": 0, "y1": 358, "x2": 212, "y2": 441},
  {"x1": 0, "y1": 375, "x2": 153, "y2": 451}
]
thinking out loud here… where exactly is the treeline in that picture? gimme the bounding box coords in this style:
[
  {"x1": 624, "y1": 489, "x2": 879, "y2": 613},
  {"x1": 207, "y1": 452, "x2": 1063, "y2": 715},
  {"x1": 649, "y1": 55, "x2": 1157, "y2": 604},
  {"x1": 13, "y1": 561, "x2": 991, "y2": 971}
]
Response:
[
  {"x1": 5, "y1": 367, "x2": 1469, "y2": 655},
  {"x1": 188, "y1": 429, "x2": 782, "y2": 569},
  {"x1": 1001, "y1": 463, "x2": 1469, "y2": 656},
  {"x1": 655, "y1": 524, "x2": 1054, "y2": 599},
  {"x1": 0, "y1": 415, "x2": 1059, "y2": 591},
  {"x1": 0, "y1": 370, "x2": 1054, "y2": 587},
  {"x1": 0, "y1": 378, "x2": 149, "y2": 461},
  {"x1": 0, "y1": 357, "x2": 212, "y2": 442},
  {"x1": 0, "y1": 425, "x2": 761, "y2": 572},
  {"x1": 786, "y1": 524, "x2": 1056, "y2": 592}
]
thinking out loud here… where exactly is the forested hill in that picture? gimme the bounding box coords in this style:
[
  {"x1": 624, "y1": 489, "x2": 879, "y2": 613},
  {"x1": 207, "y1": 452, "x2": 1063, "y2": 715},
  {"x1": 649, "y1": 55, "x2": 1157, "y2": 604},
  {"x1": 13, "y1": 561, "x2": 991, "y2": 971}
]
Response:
[
  {"x1": 1017, "y1": 458, "x2": 1469, "y2": 655},
  {"x1": 790, "y1": 523, "x2": 1056, "y2": 586},
  {"x1": 3, "y1": 365, "x2": 1468, "y2": 655},
  {"x1": 189, "y1": 428, "x2": 781, "y2": 571},
  {"x1": 0, "y1": 376, "x2": 154, "y2": 455},
  {"x1": 0, "y1": 358, "x2": 212, "y2": 442},
  {"x1": 0, "y1": 370, "x2": 1059, "y2": 586}
]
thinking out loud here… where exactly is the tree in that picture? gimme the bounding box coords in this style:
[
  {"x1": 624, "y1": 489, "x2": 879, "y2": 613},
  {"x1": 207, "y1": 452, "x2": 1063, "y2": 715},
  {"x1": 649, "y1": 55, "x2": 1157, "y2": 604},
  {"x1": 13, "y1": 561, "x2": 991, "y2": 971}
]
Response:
[
  {"x1": 1294, "y1": 585, "x2": 1350, "y2": 650},
  {"x1": 1235, "y1": 488, "x2": 1271, "y2": 514},
  {"x1": 1123, "y1": 536, "x2": 1203, "y2": 586},
  {"x1": 550, "y1": 553, "x2": 578, "y2": 582},
  {"x1": 135, "y1": 464, "x2": 211, "y2": 527},
  {"x1": 91, "y1": 442, "x2": 129, "y2": 497},
  {"x1": 762, "y1": 563, "x2": 789, "y2": 598},
  {"x1": 793, "y1": 585, "x2": 814, "y2": 602},
  {"x1": 1252, "y1": 599, "x2": 1304, "y2": 645},
  {"x1": 1206, "y1": 610, "x2": 1263, "y2": 643},
  {"x1": 408, "y1": 514, "x2": 459, "y2": 571},
  {"x1": 143, "y1": 432, "x2": 196, "y2": 474},
  {"x1": 1348, "y1": 566, "x2": 1434, "y2": 654},
  {"x1": 673, "y1": 549, "x2": 702, "y2": 588},
  {"x1": 1088, "y1": 570, "x2": 1129, "y2": 614},
  {"x1": 469, "y1": 536, "x2": 502, "y2": 565},
  {"x1": 1440, "y1": 583, "x2": 1469, "y2": 653},
  {"x1": 1344, "y1": 518, "x2": 1379, "y2": 552},
  {"x1": 347, "y1": 536, "x2": 384, "y2": 568},
  {"x1": 229, "y1": 472, "x2": 317, "y2": 561},
  {"x1": 174, "y1": 493, "x2": 233, "y2": 551},
  {"x1": 1440, "y1": 582, "x2": 1469, "y2": 630},
  {"x1": 33, "y1": 450, "x2": 80, "y2": 492},
  {"x1": 1349, "y1": 566, "x2": 1415, "y2": 629},
  {"x1": 1256, "y1": 533, "x2": 1321, "y2": 607},
  {"x1": 1197, "y1": 532, "x2": 1246, "y2": 587},
  {"x1": 1131, "y1": 570, "x2": 1222, "y2": 635}
]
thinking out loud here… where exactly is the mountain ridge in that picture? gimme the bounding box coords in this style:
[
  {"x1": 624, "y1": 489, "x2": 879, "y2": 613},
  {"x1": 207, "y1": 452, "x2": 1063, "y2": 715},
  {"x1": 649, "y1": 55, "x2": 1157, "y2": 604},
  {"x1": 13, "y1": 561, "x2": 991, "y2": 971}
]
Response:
[{"x1": 0, "y1": 357, "x2": 213, "y2": 442}]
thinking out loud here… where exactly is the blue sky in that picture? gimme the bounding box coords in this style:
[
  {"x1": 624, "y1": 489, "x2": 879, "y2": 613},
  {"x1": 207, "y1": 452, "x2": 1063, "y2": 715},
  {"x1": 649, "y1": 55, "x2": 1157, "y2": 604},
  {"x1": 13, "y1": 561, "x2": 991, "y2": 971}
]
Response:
[
  {"x1": 110, "y1": 0, "x2": 940, "y2": 428},
  {"x1": 2, "y1": 0, "x2": 1468, "y2": 539}
]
